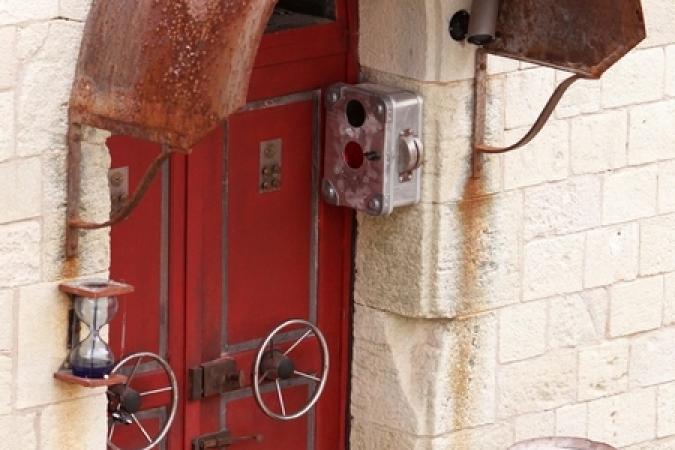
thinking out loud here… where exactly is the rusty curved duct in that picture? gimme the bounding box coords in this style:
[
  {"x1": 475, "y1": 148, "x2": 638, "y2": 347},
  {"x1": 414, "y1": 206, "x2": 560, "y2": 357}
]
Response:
[
  {"x1": 70, "y1": 0, "x2": 278, "y2": 151},
  {"x1": 66, "y1": 0, "x2": 278, "y2": 257},
  {"x1": 474, "y1": 0, "x2": 646, "y2": 154},
  {"x1": 485, "y1": 0, "x2": 647, "y2": 79}
]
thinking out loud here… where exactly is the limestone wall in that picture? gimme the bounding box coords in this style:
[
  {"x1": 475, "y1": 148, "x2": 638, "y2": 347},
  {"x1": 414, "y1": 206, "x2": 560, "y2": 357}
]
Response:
[
  {"x1": 352, "y1": 0, "x2": 675, "y2": 449},
  {"x1": 0, "y1": 1, "x2": 109, "y2": 448}
]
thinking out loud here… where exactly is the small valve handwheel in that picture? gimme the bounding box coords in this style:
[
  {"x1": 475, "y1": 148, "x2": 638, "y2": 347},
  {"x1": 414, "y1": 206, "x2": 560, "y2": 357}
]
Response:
[
  {"x1": 252, "y1": 319, "x2": 330, "y2": 421},
  {"x1": 107, "y1": 352, "x2": 178, "y2": 450}
]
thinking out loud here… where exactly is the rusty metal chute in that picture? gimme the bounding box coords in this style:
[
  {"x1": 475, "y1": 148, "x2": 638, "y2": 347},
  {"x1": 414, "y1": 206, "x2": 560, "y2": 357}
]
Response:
[
  {"x1": 474, "y1": 0, "x2": 646, "y2": 154},
  {"x1": 486, "y1": 0, "x2": 646, "y2": 79},
  {"x1": 70, "y1": 0, "x2": 278, "y2": 150},
  {"x1": 66, "y1": 0, "x2": 278, "y2": 257}
]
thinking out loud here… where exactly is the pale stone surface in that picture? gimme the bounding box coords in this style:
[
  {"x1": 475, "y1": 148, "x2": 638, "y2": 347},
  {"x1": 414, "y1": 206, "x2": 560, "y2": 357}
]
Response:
[
  {"x1": 602, "y1": 48, "x2": 664, "y2": 108},
  {"x1": 555, "y1": 71, "x2": 602, "y2": 119},
  {"x1": 630, "y1": 327, "x2": 675, "y2": 387},
  {"x1": 665, "y1": 273, "x2": 675, "y2": 325},
  {"x1": 0, "y1": 26, "x2": 16, "y2": 89},
  {"x1": 16, "y1": 22, "x2": 49, "y2": 60},
  {"x1": 487, "y1": 55, "x2": 519, "y2": 75},
  {"x1": 578, "y1": 341, "x2": 629, "y2": 401},
  {"x1": 16, "y1": 283, "x2": 98, "y2": 408},
  {"x1": 628, "y1": 100, "x2": 675, "y2": 165},
  {"x1": 514, "y1": 410, "x2": 555, "y2": 442},
  {"x1": 498, "y1": 350, "x2": 577, "y2": 418},
  {"x1": 16, "y1": 20, "x2": 82, "y2": 157},
  {"x1": 602, "y1": 165, "x2": 657, "y2": 225},
  {"x1": 430, "y1": 423, "x2": 514, "y2": 450},
  {"x1": 640, "y1": 0, "x2": 675, "y2": 48},
  {"x1": 0, "y1": 221, "x2": 40, "y2": 288},
  {"x1": 584, "y1": 223, "x2": 639, "y2": 288},
  {"x1": 0, "y1": 290, "x2": 13, "y2": 351},
  {"x1": 609, "y1": 276, "x2": 663, "y2": 337},
  {"x1": 658, "y1": 160, "x2": 675, "y2": 213},
  {"x1": 667, "y1": 45, "x2": 675, "y2": 97},
  {"x1": 421, "y1": 136, "x2": 500, "y2": 204},
  {"x1": 352, "y1": 421, "x2": 515, "y2": 450},
  {"x1": 503, "y1": 120, "x2": 569, "y2": 190},
  {"x1": 59, "y1": 0, "x2": 91, "y2": 21},
  {"x1": 549, "y1": 290, "x2": 607, "y2": 349},
  {"x1": 523, "y1": 234, "x2": 585, "y2": 301},
  {"x1": 433, "y1": 191, "x2": 523, "y2": 316},
  {"x1": 40, "y1": 396, "x2": 107, "y2": 450},
  {"x1": 640, "y1": 213, "x2": 675, "y2": 276},
  {"x1": 0, "y1": 0, "x2": 59, "y2": 25},
  {"x1": 0, "y1": 412, "x2": 36, "y2": 450},
  {"x1": 356, "y1": 191, "x2": 522, "y2": 318},
  {"x1": 350, "y1": 421, "x2": 420, "y2": 450},
  {"x1": 587, "y1": 389, "x2": 657, "y2": 448},
  {"x1": 359, "y1": 0, "x2": 475, "y2": 82},
  {"x1": 42, "y1": 138, "x2": 111, "y2": 282},
  {"x1": 556, "y1": 403, "x2": 588, "y2": 438},
  {"x1": 499, "y1": 301, "x2": 547, "y2": 363},
  {"x1": 657, "y1": 382, "x2": 675, "y2": 437},
  {"x1": 0, "y1": 354, "x2": 11, "y2": 414},
  {"x1": 570, "y1": 110, "x2": 627, "y2": 175},
  {"x1": 0, "y1": 158, "x2": 41, "y2": 224},
  {"x1": 624, "y1": 436, "x2": 675, "y2": 450},
  {"x1": 351, "y1": 305, "x2": 496, "y2": 435},
  {"x1": 523, "y1": 176, "x2": 601, "y2": 240},
  {"x1": 354, "y1": 206, "x2": 436, "y2": 318},
  {"x1": 505, "y1": 68, "x2": 556, "y2": 129},
  {"x1": 0, "y1": 91, "x2": 14, "y2": 162}
]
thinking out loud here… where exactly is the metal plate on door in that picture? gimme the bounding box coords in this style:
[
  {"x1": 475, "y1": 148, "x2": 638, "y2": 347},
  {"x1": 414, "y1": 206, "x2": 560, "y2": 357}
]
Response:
[{"x1": 259, "y1": 139, "x2": 283, "y2": 193}]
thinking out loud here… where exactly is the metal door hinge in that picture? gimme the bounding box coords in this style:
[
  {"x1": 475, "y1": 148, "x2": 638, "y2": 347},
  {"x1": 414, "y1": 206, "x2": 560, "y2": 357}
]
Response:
[
  {"x1": 188, "y1": 357, "x2": 244, "y2": 400},
  {"x1": 193, "y1": 430, "x2": 263, "y2": 449}
]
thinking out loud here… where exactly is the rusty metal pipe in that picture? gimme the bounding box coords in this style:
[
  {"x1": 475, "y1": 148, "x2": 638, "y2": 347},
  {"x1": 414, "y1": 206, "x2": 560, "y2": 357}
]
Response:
[{"x1": 68, "y1": 146, "x2": 173, "y2": 231}]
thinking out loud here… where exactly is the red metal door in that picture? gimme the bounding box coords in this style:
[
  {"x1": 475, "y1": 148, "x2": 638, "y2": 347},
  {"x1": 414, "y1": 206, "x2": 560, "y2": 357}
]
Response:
[{"x1": 109, "y1": 1, "x2": 357, "y2": 449}]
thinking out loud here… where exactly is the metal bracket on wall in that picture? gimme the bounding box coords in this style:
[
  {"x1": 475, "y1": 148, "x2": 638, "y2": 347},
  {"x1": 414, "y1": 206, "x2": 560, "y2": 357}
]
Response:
[
  {"x1": 65, "y1": 122, "x2": 175, "y2": 258},
  {"x1": 470, "y1": 0, "x2": 647, "y2": 156},
  {"x1": 472, "y1": 49, "x2": 583, "y2": 155}
]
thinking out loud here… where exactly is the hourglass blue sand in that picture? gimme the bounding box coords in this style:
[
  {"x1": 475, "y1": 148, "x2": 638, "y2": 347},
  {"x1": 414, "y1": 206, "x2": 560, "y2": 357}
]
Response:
[{"x1": 59, "y1": 280, "x2": 134, "y2": 379}]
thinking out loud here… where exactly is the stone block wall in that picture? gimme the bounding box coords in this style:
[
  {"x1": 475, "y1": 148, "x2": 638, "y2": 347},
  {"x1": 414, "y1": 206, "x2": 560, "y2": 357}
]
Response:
[
  {"x1": 0, "y1": 1, "x2": 109, "y2": 448},
  {"x1": 352, "y1": 0, "x2": 675, "y2": 449}
]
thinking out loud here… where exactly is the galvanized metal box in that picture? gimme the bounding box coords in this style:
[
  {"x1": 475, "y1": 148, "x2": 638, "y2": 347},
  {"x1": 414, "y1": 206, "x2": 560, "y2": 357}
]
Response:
[{"x1": 322, "y1": 83, "x2": 423, "y2": 216}]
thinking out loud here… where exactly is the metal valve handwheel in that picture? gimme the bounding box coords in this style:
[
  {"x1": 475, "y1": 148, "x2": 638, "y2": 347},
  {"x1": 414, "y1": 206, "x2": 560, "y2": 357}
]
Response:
[
  {"x1": 252, "y1": 319, "x2": 330, "y2": 421},
  {"x1": 107, "y1": 352, "x2": 178, "y2": 450}
]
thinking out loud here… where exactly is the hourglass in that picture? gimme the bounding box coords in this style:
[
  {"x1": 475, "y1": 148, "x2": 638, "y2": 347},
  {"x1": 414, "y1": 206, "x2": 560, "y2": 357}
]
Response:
[{"x1": 59, "y1": 279, "x2": 134, "y2": 379}]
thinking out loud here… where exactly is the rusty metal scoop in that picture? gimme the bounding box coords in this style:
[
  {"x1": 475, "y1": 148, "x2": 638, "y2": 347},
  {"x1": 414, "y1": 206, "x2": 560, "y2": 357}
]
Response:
[
  {"x1": 474, "y1": 0, "x2": 646, "y2": 154},
  {"x1": 70, "y1": 0, "x2": 277, "y2": 150},
  {"x1": 66, "y1": 0, "x2": 277, "y2": 257}
]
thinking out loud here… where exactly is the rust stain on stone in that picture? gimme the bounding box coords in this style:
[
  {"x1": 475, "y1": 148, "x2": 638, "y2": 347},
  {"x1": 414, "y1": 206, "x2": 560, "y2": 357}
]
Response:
[
  {"x1": 61, "y1": 255, "x2": 80, "y2": 280},
  {"x1": 449, "y1": 51, "x2": 497, "y2": 439},
  {"x1": 449, "y1": 171, "x2": 492, "y2": 446}
]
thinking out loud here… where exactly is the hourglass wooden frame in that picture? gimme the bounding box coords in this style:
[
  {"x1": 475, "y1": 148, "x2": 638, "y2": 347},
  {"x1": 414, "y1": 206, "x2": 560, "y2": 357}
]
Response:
[{"x1": 55, "y1": 279, "x2": 134, "y2": 387}]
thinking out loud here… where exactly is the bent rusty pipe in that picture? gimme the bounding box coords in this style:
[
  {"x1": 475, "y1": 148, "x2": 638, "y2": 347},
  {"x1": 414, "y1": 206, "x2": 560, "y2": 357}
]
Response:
[
  {"x1": 68, "y1": 144, "x2": 173, "y2": 231},
  {"x1": 474, "y1": 71, "x2": 583, "y2": 154}
]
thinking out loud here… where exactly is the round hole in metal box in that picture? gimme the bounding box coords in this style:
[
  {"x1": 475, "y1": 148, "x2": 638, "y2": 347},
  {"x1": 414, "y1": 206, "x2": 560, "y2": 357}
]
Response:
[
  {"x1": 346, "y1": 99, "x2": 366, "y2": 127},
  {"x1": 344, "y1": 141, "x2": 365, "y2": 169}
]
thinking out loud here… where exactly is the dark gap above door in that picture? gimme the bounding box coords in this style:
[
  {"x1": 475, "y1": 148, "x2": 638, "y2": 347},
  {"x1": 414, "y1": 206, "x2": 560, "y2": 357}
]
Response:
[{"x1": 267, "y1": 0, "x2": 335, "y2": 32}]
